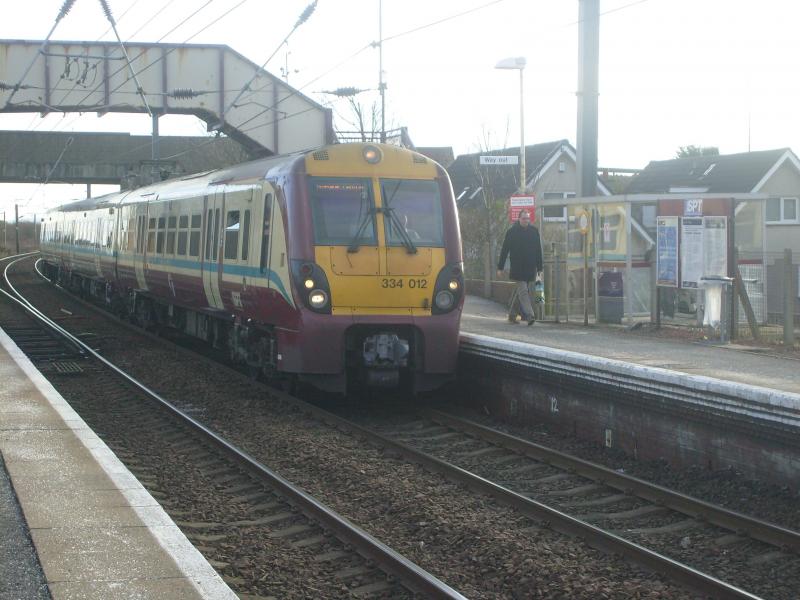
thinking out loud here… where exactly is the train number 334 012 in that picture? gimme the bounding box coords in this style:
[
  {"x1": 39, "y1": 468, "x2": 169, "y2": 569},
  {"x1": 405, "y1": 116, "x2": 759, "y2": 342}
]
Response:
[{"x1": 381, "y1": 278, "x2": 427, "y2": 289}]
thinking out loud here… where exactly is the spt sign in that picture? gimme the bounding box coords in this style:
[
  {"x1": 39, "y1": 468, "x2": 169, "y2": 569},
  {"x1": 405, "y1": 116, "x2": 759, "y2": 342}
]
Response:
[{"x1": 508, "y1": 194, "x2": 535, "y2": 223}]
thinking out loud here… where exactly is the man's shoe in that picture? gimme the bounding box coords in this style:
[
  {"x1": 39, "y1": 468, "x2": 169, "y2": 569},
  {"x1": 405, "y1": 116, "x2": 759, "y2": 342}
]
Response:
[
  {"x1": 527, "y1": 318, "x2": 536, "y2": 326},
  {"x1": 508, "y1": 315, "x2": 518, "y2": 324}
]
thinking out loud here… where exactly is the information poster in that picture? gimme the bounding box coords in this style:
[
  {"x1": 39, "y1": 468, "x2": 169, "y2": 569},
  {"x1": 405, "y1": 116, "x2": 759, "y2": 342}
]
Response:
[
  {"x1": 680, "y1": 217, "x2": 704, "y2": 288},
  {"x1": 703, "y1": 216, "x2": 727, "y2": 277},
  {"x1": 508, "y1": 195, "x2": 535, "y2": 223},
  {"x1": 657, "y1": 217, "x2": 679, "y2": 287}
]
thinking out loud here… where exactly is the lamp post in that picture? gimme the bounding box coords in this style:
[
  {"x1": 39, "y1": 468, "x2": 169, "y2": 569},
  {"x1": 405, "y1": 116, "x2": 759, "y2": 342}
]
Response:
[{"x1": 495, "y1": 57, "x2": 527, "y2": 193}]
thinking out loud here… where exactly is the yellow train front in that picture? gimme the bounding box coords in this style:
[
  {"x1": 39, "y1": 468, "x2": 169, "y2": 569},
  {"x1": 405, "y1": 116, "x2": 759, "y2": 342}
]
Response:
[{"x1": 287, "y1": 143, "x2": 464, "y2": 393}]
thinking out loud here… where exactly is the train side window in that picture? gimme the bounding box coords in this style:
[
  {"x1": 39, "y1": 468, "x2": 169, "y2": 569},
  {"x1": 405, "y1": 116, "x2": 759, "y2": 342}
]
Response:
[
  {"x1": 241, "y1": 209, "x2": 251, "y2": 261},
  {"x1": 224, "y1": 210, "x2": 240, "y2": 260},
  {"x1": 177, "y1": 215, "x2": 189, "y2": 256},
  {"x1": 147, "y1": 217, "x2": 156, "y2": 253},
  {"x1": 260, "y1": 194, "x2": 272, "y2": 273},
  {"x1": 156, "y1": 216, "x2": 166, "y2": 254},
  {"x1": 189, "y1": 213, "x2": 201, "y2": 257},
  {"x1": 167, "y1": 215, "x2": 177, "y2": 255}
]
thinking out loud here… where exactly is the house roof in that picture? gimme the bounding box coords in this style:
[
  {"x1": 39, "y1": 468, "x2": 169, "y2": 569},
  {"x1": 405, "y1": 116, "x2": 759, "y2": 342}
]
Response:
[
  {"x1": 448, "y1": 140, "x2": 568, "y2": 209},
  {"x1": 416, "y1": 146, "x2": 455, "y2": 168},
  {"x1": 625, "y1": 148, "x2": 792, "y2": 194}
]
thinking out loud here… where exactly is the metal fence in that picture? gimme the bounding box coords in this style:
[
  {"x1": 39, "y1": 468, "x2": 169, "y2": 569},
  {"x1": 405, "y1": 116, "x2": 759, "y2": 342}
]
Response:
[
  {"x1": 478, "y1": 242, "x2": 798, "y2": 348},
  {"x1": 733, "y1": 249, "x2": 798, "y2": 345}
]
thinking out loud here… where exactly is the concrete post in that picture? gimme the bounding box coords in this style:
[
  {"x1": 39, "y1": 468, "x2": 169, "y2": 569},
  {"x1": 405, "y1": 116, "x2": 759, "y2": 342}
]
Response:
[
  {"x1": 15, "y1": 204, "x2": 19, "y2": 254},
  {"x1": 785, "y1": 248, "x2": 796, "y2": 346},
  {"x1": 576, "y1": 0, "x2": 599, "y2": 199}
]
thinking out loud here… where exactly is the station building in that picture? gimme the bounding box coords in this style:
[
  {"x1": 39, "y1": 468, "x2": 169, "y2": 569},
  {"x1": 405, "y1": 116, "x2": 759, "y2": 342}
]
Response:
[{"x1": 453, "y1": 144, "x2": 800, "y2": 333}]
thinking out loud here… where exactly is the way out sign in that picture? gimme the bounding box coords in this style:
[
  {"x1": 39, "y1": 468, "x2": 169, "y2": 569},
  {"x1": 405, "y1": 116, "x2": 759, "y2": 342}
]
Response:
[{"x1": 508, "y1": 194, "x2": 536, "y2": 223}]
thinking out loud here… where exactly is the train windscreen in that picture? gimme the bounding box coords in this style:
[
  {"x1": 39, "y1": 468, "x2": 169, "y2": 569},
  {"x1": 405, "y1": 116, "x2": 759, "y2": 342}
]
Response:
[
  {"x1": 381, "y1": 179, "x2": 444, "y2": 247},
  {"x1": 309, "y1": 178, "x2": 376, "y2": 246}
]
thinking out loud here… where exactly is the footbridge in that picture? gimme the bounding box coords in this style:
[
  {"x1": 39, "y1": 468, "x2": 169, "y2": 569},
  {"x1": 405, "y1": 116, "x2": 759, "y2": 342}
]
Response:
[{"x1": 0, "y1": 39, "x2": 334, "y2": 157}]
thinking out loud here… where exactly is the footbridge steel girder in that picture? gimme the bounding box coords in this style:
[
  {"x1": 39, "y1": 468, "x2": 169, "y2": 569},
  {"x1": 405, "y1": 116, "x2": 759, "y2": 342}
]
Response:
[
  {"x1": 0, "y1": 39, "x2": 335, "y2": 156},
  {"x1": 0, "y1": 130, "x2": 253, "y2": 186}
]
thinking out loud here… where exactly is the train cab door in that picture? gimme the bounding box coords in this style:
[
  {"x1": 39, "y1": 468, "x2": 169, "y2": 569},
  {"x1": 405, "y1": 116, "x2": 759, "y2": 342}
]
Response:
[
  {"x1": 202, "y1": 191, "x2": 225, "y2": 309},
  {"x1": 133, "y1": 202, "x2": 148, "y2": 290}
]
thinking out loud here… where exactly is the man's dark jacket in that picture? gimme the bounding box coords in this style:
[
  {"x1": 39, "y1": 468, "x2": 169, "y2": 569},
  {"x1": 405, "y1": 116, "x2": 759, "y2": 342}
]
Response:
[{"x1": 497, "y1": 222, "x2": 544, "y2": 281}]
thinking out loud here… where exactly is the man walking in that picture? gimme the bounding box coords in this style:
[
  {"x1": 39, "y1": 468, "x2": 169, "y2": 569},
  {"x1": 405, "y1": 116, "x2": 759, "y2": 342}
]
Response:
[{"x1": 497, "y1": 210, "x2": 543, "y2": 325}]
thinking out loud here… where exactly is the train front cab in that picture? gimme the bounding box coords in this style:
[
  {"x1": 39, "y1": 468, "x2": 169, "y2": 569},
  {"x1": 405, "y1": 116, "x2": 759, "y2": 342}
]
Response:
[{"x1": 285, "y1": 144, "x2": 463, "y2": 394}]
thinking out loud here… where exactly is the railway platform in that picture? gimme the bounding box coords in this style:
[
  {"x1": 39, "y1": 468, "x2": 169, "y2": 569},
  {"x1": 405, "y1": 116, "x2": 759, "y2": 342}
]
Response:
[
  {"x1": 0, "y1": 328, "x2": 235, "y2": 600},
  {"x1": 461, "y1": 294, "x2": 800, "y2": 395}
]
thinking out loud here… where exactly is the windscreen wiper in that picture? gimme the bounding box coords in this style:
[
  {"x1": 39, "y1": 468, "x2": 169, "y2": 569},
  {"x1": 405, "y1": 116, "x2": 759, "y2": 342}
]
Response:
[
  {"x1": 382, "y1": 181, "x2": 417, "y2": 254},
  {"x1": 347, "y1": 191, "x2": 374, "y2": 253},
  {"x1": 383, "y1": 206, "x2": 418, "y2": 254}
]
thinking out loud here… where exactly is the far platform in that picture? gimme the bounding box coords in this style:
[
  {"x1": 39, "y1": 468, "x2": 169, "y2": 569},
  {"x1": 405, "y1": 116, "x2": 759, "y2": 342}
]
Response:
[{"x1": 460, "y1": 295, "x2": 800, "y2": 396}]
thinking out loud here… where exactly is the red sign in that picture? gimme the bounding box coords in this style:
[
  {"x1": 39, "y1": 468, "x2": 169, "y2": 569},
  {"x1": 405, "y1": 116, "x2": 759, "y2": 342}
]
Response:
[{"x1": 508, "y1": 194, "x2": 536, "y2": 223}]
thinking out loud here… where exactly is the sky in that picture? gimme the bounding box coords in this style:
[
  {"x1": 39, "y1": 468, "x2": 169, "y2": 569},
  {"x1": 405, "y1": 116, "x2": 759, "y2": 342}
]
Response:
[{"x1": 1, "y1": 0, "x2": 800, "y2": 219}]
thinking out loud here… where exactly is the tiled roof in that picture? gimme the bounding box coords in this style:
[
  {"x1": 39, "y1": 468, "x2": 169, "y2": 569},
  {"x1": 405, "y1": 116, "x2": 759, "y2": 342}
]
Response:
[
  {"x1": 448, "y1": 140, "x2": 567, "y2": 209},
  {"x1": 625, "y1": 148, "x2": 791, "y2": 193},
  {"x1": 416, "y1": 146, "x2": 455, "y2": 168}
]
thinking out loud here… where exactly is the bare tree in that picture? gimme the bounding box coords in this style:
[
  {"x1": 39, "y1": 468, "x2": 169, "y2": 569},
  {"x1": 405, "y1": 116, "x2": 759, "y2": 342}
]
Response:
[
  {"x1": 675, "y1": 145, "x2": 719, "y2": 158},
  {"x1": 458, "y1": 126, "x2": 513, "y2": 295}
]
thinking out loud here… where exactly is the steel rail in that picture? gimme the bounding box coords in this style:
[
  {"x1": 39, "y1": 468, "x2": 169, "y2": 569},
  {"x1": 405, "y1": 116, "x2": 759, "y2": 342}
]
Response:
[
  {"x1": 423, "y1": 408, "x2": 800, "y2": 554},
  {"x1": 1, "y1": 254, "x2": 86, "y2": 356},
  {"x1": 20, "y1": 255, "x2": 761, "y2": 598},
  {"x1": 288, "y1": 402, "x2": 763, "y2": 600},
  {"x1": 3, "y1": 256, "x2": 466, "y2": 600}
]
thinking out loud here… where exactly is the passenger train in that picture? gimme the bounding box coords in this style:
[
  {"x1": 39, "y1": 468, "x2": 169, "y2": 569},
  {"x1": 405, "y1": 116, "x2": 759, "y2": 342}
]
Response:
[{"x1": 39, "y1": 143, "x2": 464, "y2": 393}]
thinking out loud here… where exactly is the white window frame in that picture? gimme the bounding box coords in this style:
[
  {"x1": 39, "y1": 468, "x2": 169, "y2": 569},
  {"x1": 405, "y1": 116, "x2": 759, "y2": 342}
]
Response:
[
  {"x1": 766, "y1": 197, "x2": 800, "y2": 224},
  {"x1": 541, "y1": 192, "x2": 575, "y2": 222}
]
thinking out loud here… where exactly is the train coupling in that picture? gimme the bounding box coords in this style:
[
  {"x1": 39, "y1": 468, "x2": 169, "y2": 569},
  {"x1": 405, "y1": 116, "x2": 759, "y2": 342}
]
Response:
[{"x1": 363, "y1": 333, "x2": 409, "y2": 368}]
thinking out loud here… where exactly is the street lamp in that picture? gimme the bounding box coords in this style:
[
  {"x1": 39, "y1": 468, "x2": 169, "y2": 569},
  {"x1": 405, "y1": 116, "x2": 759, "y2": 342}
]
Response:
[{"x1": 495, "y1": 57, "x2": 527, "y2": 193}]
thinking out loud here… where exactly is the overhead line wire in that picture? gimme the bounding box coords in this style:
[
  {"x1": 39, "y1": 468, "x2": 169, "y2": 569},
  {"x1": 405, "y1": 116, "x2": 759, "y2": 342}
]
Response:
[
  {"x1": 50, "y1": 0, "x2": 175, "y2": 109},
  {"x1": 2, "y1": 0, "x2": 77, "y2": 110},
  {"x1": 217, "y1": 0, "x2": 318, "y2": 125},
  {"x1": 98, "y1": 0, "x2": 152, "y2": 116},
  {"x1": 382, "y1": 0, "x2": 509, "y2": 43},
  {"x1": 71, "y1": 0, "x2": 219, "y2": 109},
  {"x1": 225, "y1": 0, "x2": 515, "y2": 136}
]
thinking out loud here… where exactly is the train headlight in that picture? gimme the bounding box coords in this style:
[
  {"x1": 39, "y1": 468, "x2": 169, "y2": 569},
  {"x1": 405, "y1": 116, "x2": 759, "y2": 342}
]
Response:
[
  {"x1": 434, "y1": 290, "x2": 454, "y2": 311},
  {"x1": 309, "y1": 289, "x2": 329, "y2": 308},
  {"x1": 362, "y1": 145, "x2": 382, "y2": 164},
  {"x1": 448, "y1": 279, "x2": 459, "y2": 291},
  {"x1": 304, "y1": 278, "x2": 315, "y2": 289}
]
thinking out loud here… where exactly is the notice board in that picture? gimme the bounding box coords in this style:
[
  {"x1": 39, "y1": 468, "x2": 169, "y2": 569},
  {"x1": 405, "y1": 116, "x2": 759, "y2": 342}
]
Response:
[{"x1": 657, "y1": 217, "x2": 679, "y2": 287}]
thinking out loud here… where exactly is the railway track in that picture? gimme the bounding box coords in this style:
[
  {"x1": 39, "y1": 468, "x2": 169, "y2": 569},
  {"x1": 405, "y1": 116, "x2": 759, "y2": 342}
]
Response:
[
  {"x1": 0, "y1": 253, "x2": 463, "y2": 600},
  {"x1": 338, "y1": 407, "x2": 800, "y2": 599},
  {"x1": 6, "y1": 252, "x2": 797, "y2": 598}
]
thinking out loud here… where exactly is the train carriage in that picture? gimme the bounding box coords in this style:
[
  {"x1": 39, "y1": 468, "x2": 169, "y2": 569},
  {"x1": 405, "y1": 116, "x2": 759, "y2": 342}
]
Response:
[{"x1": 40, "y1": 143, "x2": 464, "y2": 394}]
